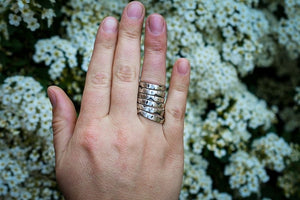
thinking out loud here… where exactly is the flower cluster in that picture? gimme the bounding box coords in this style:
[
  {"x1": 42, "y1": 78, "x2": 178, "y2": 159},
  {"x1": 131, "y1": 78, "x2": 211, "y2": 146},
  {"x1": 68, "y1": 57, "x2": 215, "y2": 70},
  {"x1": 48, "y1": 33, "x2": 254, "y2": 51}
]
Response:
[
  {"x1": 0, "y1": 76, "x2": 52, "y2": 134},
  {"x1": 32, "y1": 0, "x2": 128, "y2": 79},
  {"x1": 0, "y1": 76, "x2": 58, "y2": 199},
  {"x1": 252, "y1": 132, "x2": 292, "y2": 172},
  {"x1": 223, "y1": 132, "x2": 296, "y2": 198},
  {"x1": 33, "y1": 36, "x2": 78, "y2": 80},
  {"x1": 277, "y1": 143, "x2": 300, "y2": 198},
  {"x1": 181, "y1": 151, "x2": 232, "y2": 200},
  {"x1": 164, "y1": 0, "x2": 276, "y2": 77},
  {"x1": 60, "y1": 0, "x2": 127, "y2": 71},
  {"x1": 275, "y1": 0, "x2": 300, "y2": 59},
  {"x1": 184, "y1": 83, "x2": 276, "y2": 160},
  {"x1": 214, "y1": 0, "x2": 272, "y2": 75},
  {"x1": 0, "y1": 0, "x2": 56, "y2": 40},
  {"x1": 224, "y1": 150, "x2": 269, "y2": 197},
  {"x1": 278, "y1": 170, "x2": 300, "y2": 198},
  {"x1": 289, "y1": 143, "x2": 300, "y2": 163}
]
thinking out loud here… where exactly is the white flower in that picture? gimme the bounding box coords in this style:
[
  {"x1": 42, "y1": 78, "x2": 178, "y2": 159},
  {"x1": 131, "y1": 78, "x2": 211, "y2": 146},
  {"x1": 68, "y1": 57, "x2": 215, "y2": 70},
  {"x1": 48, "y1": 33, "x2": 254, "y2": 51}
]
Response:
[
  {"x1": 26, "y1": 17, "x2": 40, "y2": 31},
  {"x1": 184, "y1": 10, "x2": 196, "y2": 22},
  {"x1": 239, "y1": 185, "x2": 251, "y2": 197},
  {"x1": 184, "y1": 0, "x2": 196, "y2": 9},
  {"x1": 0, "y1": 184, "x2": 8, "y2": 195},
  {"x1": 20, "y1": 191, "x2": 32, "y2": 200},
  {"x1": 8, "y1": 14, "x2": 21, "y2": 26},
  {"x1": 41, "y1": 8, "x2": 56, "y2": 27}
]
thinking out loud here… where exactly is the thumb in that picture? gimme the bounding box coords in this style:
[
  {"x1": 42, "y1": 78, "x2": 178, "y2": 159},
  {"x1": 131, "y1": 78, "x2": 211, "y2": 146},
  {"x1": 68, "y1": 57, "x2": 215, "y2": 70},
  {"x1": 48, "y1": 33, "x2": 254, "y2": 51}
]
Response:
[{"x1": 48, "y1": 86, "x2": 77, "y2": 160}]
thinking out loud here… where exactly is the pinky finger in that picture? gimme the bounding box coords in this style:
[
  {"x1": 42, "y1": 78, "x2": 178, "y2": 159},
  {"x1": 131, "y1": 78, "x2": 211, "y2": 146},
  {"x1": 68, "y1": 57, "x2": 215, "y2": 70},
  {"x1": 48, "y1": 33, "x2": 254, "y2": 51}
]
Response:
[{"x1": 163, "y1": 58, "x2": 190, "y2": 150}]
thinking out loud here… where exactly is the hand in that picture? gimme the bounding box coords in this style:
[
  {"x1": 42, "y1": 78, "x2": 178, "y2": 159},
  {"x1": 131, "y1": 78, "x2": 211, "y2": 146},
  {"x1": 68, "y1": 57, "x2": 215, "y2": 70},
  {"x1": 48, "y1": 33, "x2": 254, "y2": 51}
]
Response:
[{"x1": 47, "y1": 1, "x2": 190, "y2": 200}]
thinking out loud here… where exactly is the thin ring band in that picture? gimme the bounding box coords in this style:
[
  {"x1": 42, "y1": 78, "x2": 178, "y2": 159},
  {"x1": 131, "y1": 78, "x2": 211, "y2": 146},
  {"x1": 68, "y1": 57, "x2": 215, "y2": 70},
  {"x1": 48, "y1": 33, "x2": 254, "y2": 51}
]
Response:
[
  {"x1": 139, "y1": 81, "x2": 166, "y2": 91},
  {"x1": 138, "y1": 87, "x2": 165, "y2": 98},
  {"x1": 137, "y1": 103, "x2": 165, "y2": 115},
  {"x1": 138, "y1": 93, "x2": 165, "y2": 103},
  {"x1": 137, "y1": 98, "x2": 165, "y2": 108},
  {"x1": 137, "y1": 110, "x2": 165, "y2": 124}
]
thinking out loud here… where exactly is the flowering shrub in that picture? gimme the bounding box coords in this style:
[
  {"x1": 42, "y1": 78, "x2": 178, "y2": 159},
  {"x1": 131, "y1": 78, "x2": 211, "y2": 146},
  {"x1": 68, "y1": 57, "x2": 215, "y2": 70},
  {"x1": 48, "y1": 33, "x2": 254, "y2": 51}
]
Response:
[
  {"x1": 33, "y1": 36, "x2": 78, "y2": 80},
  {"x1": 0, "y1": 76, "x2": 57, "y2": 199},
  {"x1": 0, "y1": 0, "x2": 56, "y2": 40},
  {"x1": 1, "y1": 0, "x2": 299, "y2": 199}
]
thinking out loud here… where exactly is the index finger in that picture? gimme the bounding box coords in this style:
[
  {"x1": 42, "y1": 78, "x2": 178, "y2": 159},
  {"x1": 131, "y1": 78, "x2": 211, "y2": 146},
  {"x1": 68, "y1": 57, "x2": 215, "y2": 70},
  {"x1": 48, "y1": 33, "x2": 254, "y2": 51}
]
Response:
[{"x1": 79, "y1": 17, "x2": 118, "y2": 122}]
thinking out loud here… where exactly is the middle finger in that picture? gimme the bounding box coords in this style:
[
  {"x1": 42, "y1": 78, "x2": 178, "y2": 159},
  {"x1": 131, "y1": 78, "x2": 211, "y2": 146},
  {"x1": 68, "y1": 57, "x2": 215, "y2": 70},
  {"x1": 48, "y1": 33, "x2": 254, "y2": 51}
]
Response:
[{"x1": 110, "y1": 1, "x2": 145, "y2": 119}]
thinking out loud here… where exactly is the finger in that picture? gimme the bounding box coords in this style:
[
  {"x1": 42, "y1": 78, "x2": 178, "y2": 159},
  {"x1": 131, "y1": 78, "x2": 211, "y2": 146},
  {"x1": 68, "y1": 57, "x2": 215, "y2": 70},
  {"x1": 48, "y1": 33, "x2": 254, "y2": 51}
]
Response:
[
  {"x1": 110, "y1": 1, "x2": 145, "y2": 119},
  {"x1": 139, "y1": 14, "x2": 167, "y2": 126},
  {"x1": 163, "y1": 59, "x2": 190, "y2": 149},
  {"x1": 48, "y1": 86, "x2": 77, "y2": 161},
  {"x1": 80, "y1": 17, "x2": 118, "y2": 121},
  {"x1": 140, "y1": 14, "x2": 167, "y2": 85}
]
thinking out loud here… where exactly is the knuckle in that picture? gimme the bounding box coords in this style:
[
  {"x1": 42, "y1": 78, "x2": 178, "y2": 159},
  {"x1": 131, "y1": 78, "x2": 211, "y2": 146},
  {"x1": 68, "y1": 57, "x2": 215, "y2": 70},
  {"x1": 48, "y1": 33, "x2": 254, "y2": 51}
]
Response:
[
  {"x1": 146, "y1": 39, "x2": 166, "y2": 54},
  {"x1": 52, "y1": 118, "x2": 65, "y2": 137},
  {"x1": 173, "y1": 83, "x2": 188, "y2": 93},
  {"x1": 100, "y1": 40, "x2": 116, "y2": 50},
  {"x1": 166, "y1": 106, "x2": 185, "y2": 121},
  {"x1": 89, "y1": 72, "x2": 111, "y2": 89},
  {"x1": 115, "y1": 64, "x2": 137, "y2": 82},
  {"x1": 79, "y1": 129, "x2": 99, "y2": 152},
  {"x1": 113, "y1": 128, "x2": 128, "y2": 153},
  {"x1": 121, "y1": 28, "x2": 140, "y2": 41},
  {"x1": 112, "y1": 127, "x2": 144, "y2": 155},
  {"x1": 94, "y1": 32, "x2": 116, "y2": 50}
]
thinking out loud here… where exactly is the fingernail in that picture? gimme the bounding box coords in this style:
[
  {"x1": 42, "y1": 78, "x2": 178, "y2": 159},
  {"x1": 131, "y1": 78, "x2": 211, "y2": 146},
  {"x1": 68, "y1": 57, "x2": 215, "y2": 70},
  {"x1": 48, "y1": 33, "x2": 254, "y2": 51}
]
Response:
[
  {"x1": 148, "y1": 15, "x2": 164, "y2": 34},
  {"x1": 177, "y1": 61, "x2": 189, "y2": 75},
  {"x1": 102, "y1": 17, "x2": 117, "y2": 33},
  {"x1": 127, "y1": 2, "x2": 143, "y2": 19},
  {"x1": 48, "y1": 88, "x2": 57, "y2": 108}
]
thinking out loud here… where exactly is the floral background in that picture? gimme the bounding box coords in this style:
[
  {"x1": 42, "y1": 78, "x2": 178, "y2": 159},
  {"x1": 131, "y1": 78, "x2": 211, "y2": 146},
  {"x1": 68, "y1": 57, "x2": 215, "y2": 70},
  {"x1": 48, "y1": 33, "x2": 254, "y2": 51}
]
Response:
[{"x1": 0, "y1": 0, "x2": 299, "y2": 199}]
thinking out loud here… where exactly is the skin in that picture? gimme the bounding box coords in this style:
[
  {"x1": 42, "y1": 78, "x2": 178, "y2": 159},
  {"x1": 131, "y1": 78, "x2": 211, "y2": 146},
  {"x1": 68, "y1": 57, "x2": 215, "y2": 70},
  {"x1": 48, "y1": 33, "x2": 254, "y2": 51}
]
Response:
[{"x1": 47, "y1": 1, "x2": 190, "y2": 200}]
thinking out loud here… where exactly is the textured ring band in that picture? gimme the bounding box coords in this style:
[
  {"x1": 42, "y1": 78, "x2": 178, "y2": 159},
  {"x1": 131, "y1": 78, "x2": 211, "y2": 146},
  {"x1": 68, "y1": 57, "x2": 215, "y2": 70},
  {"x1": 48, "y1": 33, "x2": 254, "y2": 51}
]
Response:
[
  {"x1": 137, "y1": 103, "x2": 165, "y2": 115},
  {"x1": 139, "y1": 81, "x2": 166, "y2": 91},
  {"x1": 138, "y1": 93, "x2": 165, "y2": 103},
  {"x1": 137, "y1": 98, "x2": 165, "y2": 108},
  {"x1": 138, "y1": 87, "x2": 166, "y2": 98},
  {"x1": 138, "y1": 110, "x2": 165, "y2": 124}
]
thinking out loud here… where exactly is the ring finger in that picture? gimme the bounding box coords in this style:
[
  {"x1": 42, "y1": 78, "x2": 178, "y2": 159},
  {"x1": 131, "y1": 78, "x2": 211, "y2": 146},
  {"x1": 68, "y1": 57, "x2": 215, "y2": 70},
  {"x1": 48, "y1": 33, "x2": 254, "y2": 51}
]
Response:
[{"x1": 139, "y1": 14, "x2": 167, "y2": 125}]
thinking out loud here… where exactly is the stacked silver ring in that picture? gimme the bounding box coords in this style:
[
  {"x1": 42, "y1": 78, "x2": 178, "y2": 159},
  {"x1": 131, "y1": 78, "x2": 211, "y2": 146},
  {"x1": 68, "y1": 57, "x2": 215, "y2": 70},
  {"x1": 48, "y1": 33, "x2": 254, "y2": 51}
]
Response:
[{"x1": 137, "y1": 81, "x2": 166, "y2": 124}]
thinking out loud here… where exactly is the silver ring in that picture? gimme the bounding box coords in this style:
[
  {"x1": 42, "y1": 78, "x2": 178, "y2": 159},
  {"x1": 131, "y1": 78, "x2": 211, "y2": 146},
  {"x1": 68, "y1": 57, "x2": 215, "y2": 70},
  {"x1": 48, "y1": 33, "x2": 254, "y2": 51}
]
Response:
[
  {"x1": 138, "y1": 110, "x2": 165, "y2": 124},
  {"x1": 139, "y1": 81, "x2": 166, "y2": 91},
  {"x1": 137, "y1": 98, "x2": 164, "y2": 108},
  {"x1": 138, "y1": 93, "x2": 165, "y2": 103},
  {"x1": 137, "y1": 103, "x2": 165, "y2": 115},
  {"x1": 138, "y1": 87, "x2": 165, "y2": 98},
  {"x1": 137, "y1": 81, "x2": 166, "y2": 124}
]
